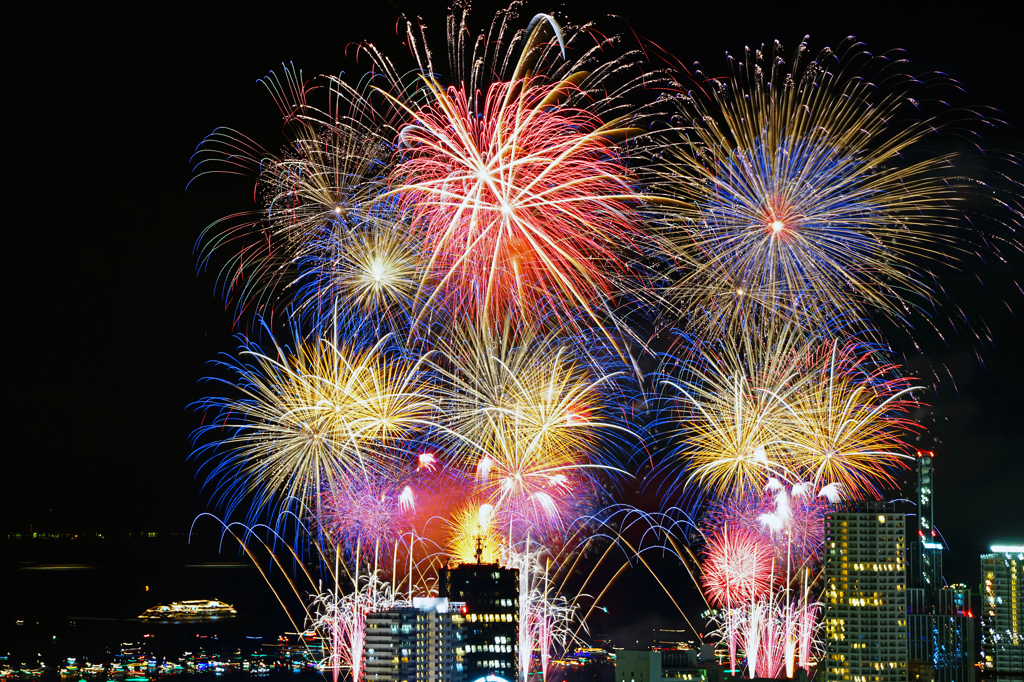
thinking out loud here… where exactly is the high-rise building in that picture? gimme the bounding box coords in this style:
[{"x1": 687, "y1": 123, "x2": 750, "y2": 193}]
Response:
[
  {"x1": 909, "y1": 453, "x2": 944, "y2": 604},
  {"x1": 980, "y1": 545, "x2": 1024, "y2": 680},
  {"x1": 909, "y1": 454, "x2": 937, "y2": 678},
  {"x1": 438, "y1": 562, "x2": 519, "y2": 679},
  {"x1": 823, "y1": 505, "x2": 909, "y2": 682},
  {"x1": 363, "y1": 597, "x2": 466, "y2": 682},
  {"x1": 906, "y1": 451, "x2": 975, "y2": 682}
]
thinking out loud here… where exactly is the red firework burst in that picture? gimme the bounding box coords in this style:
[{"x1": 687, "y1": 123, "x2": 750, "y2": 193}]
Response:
[
  {"x1": 392, "y1": 76, "x2": 641, "y2": 326},
  {"x1": 702, "y1": 527, "x2": 776, "y2": 607}
]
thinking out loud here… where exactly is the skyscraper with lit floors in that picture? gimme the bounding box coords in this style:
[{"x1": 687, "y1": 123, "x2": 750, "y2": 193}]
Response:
[
  {"x1": 438, "y1": 560, "x2": 519, "y2": 679},
  {"x1": 980, "y1": 545, "x2": 1024, "y2": 681},
  {"x1": 363, "y1": 597, "x2": 466, "y2": 682},
  {"x1": 824, "y1": 506, "x2": 909, "y2": 682}
]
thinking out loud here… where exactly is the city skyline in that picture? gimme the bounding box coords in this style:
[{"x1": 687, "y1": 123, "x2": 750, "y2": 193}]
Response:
[{"x1": 4, "y1": 0, "x2": 1023, "y2": 667}]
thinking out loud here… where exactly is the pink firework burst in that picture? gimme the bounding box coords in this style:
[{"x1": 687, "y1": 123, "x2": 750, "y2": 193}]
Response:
[
  {"x1": 323, "y1": 474, "x2": 416, "y2": 560},
  {"x1": 392, "y1": 75, "x2": 642, "y2": 327},
  {"x1": 702, "y1": 527, "x2": 776, "y2": 607},
  {"x1": 706, "y1": 480, "x2": 833, "y2": 568}
]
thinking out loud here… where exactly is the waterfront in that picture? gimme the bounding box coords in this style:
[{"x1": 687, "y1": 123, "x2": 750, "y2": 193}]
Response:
[{"x1": 0, "y1": 534, "x2": 318, "y2": 676}]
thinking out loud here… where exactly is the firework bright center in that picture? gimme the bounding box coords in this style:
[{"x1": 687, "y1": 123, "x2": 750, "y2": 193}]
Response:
[{"x1": 369, "y1": 259, "x2": 388, "y2": 282}]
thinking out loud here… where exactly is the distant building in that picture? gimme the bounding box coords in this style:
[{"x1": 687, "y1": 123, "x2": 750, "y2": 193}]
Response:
[
  {"x1": 438, "y1": 562, "x2": 519, "y2": 679},
  {"x1": 614, "y1": 649, "x2": 714, "y2": 682},
  {"x1": 823, "y1": 505, "x2": 909, "y2": 682},
  {"x1": 932, "y1": 585, "x2": 976, "y2": 682},
  {"x1": 980, "y1": 546, "x2": 1024, "y2": 681},
  {"x1": 653, "y1": 629, "x2": 696, "y2": 650},
  {"x1": 363, "y1": 597, "x2": 466, "y2": 681},
  {"x1": 616, "y1": 650, "x2": 660, "y2": 682},
  {"x1": 660, "y1": 650, "x2": 708, "y2": 681},
  {"x1": 907, "y1": 452, "x2": 976, "y2": 682}
]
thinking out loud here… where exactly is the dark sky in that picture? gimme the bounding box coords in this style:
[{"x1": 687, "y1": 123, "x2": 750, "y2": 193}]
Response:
[{"x1": 7, "y1": 0, "x2": 1022, "y2": 642}]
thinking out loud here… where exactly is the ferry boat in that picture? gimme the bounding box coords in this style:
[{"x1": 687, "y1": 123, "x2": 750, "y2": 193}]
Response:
[{"x1": 139, "y1": 599, "x2": 237, "y2": 620}]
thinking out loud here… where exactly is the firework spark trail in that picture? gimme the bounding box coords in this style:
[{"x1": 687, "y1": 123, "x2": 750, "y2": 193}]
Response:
[
  {"x1": 187, "y1": 514, "x2": 424, "y2": 679},
  {"x1": 310, "y1": 572, "x2": 407, "y2": 681},
  {"x1": 192, "y1": 513, "x2": 451, "y2": 682}
]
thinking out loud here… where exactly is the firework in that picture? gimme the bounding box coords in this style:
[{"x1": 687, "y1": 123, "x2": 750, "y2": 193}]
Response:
[
  {"x1": 184, "y1": 12, "x2": 1024, "y2": 682},
  {"x1": 508, "y1": 542, "x2": 582, "y2": 680},
  {"x1": 774, "y1": 339, "x2": 922, "y2": 499},
  {"x1": 706, "y1": 479, "x2": 834, "y2": 568},
  {"x1": 651, "y1": 38, "x2": 1002, "y2": 331},
  {"x1": 359, "y1": 9, "x2": 659, "y2": 338},
  {"x1": 696, "y1": 517, "x2": 823, "y2": 679},
  {"x1": 656, "y1": 324, "x2": 802, "y2": 499},
  {"x1": 709, "y1": 578, "x2": 823, "y2": 679},
  {"x1": 391, "y1": 74, "x2": 641, "y2": 328},
  {"x1": 323, "y1": 471, "x2": 418, "y2": 563},
  {"x1": 310, "y1": 572, "x2": 405, "y2": 681},
  {"x1": 293, "y1": 207, "x2": 422, "y2": 333},
  {"x1": 432, "y1": 320, "x2": 631, "y2": 542},
  {"x1": 659, "y1": 327, "x2": 921, "y2": 501},
  {"x1": 447, "y1": 501, "x2": 503, "y2": 564},
  {"x1": 193, "y1": 65, "x2": 400, "y2": 327},
  {"x1": 701, "y1": 526, "x2": 776, "y2": 608},
  {"x1": 192, "y1": 330, "x2": 441, "y2": 523},
  {"x1": 681, "y1": 518, "x2": 779, "y2": 674}
]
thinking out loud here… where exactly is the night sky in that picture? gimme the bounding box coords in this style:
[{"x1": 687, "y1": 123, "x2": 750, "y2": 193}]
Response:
[{"x1": 7, "y1": 0, "x2": 1022, "y2": 643}]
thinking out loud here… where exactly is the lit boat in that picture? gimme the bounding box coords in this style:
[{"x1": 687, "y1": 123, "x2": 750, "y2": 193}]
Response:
[{"x1": 139, "y1": 599, "x2": 237, "y2": 620}]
